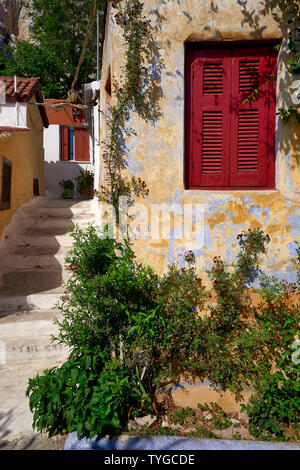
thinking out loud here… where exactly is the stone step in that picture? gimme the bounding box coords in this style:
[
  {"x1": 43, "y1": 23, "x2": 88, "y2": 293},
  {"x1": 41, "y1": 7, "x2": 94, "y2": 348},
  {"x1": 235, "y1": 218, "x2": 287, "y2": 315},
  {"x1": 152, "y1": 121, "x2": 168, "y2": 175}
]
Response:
[
  {"x1": 0, "y1": 309, "x2": 69, "y2": 365},
  {"x1": 0, "y1": 253, "x2": 67, "y2": 270},
  {"x1": 12, "y1": 245, "x2": 73, "y2": 257},
  {"x1": 14, "y1": 214, "x2": 95, "y2": 229},
  {"x1": 0, "y1": 269, "x2": 71, "y2": 296},
  {"x1": 0, "y1": 293, "x2": 64, "y2": 313},
  {"x1": 19, "y1": 205, "x2": 94, "y2": 218},
  {"x1": 0, "y1": 309, "x2": 62, "y2": 336},
  {"x1": 28, "y1": 197, "x2": 92, "y2": 209},
  {"x1": 3, "y1": 233, "x2": 74, "y2": 247},
  {"x1": 2, "y1": 337, "x2": 69, "y2": 364}
]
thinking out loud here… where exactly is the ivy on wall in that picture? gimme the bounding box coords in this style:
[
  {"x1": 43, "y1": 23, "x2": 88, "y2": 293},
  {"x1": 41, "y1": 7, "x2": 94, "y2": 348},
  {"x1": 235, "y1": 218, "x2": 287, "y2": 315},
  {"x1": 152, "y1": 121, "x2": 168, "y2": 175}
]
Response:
[{"x1": 98, "y1": 0, "x2": 162, "y2": 223}]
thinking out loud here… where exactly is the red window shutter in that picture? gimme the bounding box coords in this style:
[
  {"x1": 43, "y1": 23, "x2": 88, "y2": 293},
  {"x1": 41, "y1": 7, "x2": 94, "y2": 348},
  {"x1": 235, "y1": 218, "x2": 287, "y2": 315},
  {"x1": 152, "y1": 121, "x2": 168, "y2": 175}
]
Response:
[
  {"x1": 60, "y1": 126, "x2": 69, "y2": 161},
  {"x1": 75, "y1": 128, "x2": 90, "y2": 162},
  {"x1": 185, "y1": 44, "x2": 277, "y2": 189},
  {"x1": 230, "y1": 46, "x2": 277, "y2": 187},
  {"x1": 188, "y1": 49, "x2": 231, "y2": 188}
]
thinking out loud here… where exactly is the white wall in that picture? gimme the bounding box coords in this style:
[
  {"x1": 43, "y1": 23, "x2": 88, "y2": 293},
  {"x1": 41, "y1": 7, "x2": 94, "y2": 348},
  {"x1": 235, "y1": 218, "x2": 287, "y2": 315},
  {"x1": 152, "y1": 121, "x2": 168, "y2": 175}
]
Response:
[
  {"x1": 44, "y1": 124, "x2": 94, "y2": 198},
  {"x1": 84, "y1": 81, "x2": 100, "y2": 191},
  {"x1": 0, "y1": 103, "x2": 27, "y2": 127}
]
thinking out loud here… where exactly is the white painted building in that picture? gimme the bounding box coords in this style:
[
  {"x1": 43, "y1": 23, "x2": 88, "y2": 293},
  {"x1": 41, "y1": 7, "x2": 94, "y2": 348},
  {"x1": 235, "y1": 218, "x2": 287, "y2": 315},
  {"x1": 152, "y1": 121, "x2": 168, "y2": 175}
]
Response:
[{"x1": 43, "y1": 80, "x2": 100, "y2": 198}]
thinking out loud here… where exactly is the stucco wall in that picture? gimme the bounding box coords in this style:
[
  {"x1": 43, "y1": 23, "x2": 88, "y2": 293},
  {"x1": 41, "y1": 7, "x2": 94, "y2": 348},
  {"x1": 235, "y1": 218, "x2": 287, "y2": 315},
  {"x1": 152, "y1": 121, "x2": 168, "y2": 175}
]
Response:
[
  {"x1": 0, "y1": 102, "x2": 27, "y2": 128},
  {"x1": 0, "y1": 96, "x2": 45, "y2": 237},
  {"x1": 99, "y1": 0, "x2": 300, "y2": 283}
]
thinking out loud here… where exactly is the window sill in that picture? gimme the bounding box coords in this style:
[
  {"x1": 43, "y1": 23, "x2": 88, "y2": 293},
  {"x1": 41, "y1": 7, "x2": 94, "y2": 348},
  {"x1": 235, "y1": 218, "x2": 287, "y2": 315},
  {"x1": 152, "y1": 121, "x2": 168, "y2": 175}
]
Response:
[
  {"x1": 60, "y1": 161, "x2": 91, "y2": 164},
  {"x1": 184, "y1": 188, "x2": 278, "y2": 195}
]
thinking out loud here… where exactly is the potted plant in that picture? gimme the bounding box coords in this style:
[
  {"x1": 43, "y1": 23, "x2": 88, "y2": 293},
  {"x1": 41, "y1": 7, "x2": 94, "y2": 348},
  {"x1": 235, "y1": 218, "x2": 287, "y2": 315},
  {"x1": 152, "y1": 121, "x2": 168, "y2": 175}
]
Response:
[
  {"x1": 75, "y1": 168, "x2": 94, "y2": 199},
  {"x1": 59, "y1": 179, "x2": 74, "y2": 199}
]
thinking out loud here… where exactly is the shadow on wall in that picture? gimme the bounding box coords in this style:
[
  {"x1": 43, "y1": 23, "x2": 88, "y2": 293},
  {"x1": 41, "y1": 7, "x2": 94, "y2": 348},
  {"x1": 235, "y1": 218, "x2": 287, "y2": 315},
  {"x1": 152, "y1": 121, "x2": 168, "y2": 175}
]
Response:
[
  {"x1": 236, "y1": 0, "x2": 300, "y2": 170},
  {"x1": 44, "y1": 161, "x2": 93, "y2": 198}
]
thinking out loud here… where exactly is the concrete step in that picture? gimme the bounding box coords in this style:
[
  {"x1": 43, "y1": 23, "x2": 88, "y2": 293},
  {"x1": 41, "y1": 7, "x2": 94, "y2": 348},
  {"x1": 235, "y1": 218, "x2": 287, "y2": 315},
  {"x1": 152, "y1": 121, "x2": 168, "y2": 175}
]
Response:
[
  {"x1": 0, "y1": 253, "x2": 67, "y2": 270},
  {"x1": 0, "y1": 309, "x2": 69, "y2": 365},
  {"x1": 28, "y1": 197, "x2": 92, "y2": 209},
  {"x1": 2, "y1": 337, "x2": 69, "y2": 364},
  {"x1": 3, "y1": 233, "x2": 74, "y2": 247},
  {"x1": 19, "y1": 205, "x2": 95, "y2": 218},
  {"x1": 12, "y1": 245, "x2": 73, "y2": 257},
  {"x1": 0, "y1": 293, "x2": 64, "y2": 313},
  {"x1": 0, "y1": 269, "x2": 71, "y2": 295},
  {"x1": 13, "y1": 214, "x2": 95, "y2": 230}
]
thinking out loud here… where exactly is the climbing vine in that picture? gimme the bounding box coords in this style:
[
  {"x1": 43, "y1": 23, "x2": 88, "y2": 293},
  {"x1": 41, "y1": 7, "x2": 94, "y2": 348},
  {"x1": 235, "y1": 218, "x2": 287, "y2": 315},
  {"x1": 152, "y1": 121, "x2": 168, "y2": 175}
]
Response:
[
  {"x1": 97, "y1": 0, "x2": 162, "y2": 222},
  {"x1": 239, "y1": 1, "x2": 300, "y2": 124}
]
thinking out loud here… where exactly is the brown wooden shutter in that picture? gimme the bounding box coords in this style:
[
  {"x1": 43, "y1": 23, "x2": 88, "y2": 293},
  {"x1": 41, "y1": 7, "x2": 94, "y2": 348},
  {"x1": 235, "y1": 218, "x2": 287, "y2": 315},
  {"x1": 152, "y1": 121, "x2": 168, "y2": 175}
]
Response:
[
  {"x1": 60, "y1": 126, "x2": 69, "y2": 161},
  {"x1": 188, "y1": 48, "x2": 231, "y2": 188},
  {"x1": 230, "y1": 46, "x2": 277, "y2": 187},
  {"x1": 75, "y1": 128, "x2": 90, "y2": 162},
  {"x1": 1, "y1": 158, "x2": 12, "y2": 210}
]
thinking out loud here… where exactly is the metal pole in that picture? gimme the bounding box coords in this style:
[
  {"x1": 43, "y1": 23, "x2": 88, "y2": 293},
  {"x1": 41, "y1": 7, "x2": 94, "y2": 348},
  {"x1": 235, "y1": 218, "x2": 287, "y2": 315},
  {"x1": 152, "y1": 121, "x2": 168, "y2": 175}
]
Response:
[
  {"x1": 97, "y1": 10, "x2": 104, "y2": 81},
  {"x1": 97, "y1": 11, "x2": 100, "y2": 81}
]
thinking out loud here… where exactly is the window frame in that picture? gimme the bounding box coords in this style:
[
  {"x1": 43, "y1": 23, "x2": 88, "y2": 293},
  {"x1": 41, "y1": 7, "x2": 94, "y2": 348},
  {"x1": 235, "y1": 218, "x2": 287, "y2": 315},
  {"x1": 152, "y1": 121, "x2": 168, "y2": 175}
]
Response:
[
  {"x1": 184, "y1": 41, "x2": 278, "y2": 191},
  {"x1": 60, "y1": 125, "x2": 90, "y2": 163},
  {"x1": 0, "y1": 157, "x2": 12, "y2": 210}
]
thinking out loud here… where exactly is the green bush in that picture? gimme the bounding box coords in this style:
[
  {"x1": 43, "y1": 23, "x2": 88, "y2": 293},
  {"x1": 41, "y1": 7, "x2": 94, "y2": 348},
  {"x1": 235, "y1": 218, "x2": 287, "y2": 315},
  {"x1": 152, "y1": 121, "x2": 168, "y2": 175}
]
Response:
[
  {"x1": 26, "y1": 350, "x2": 141, "y2": 438},
  {"x1": 241, "y1": 351, "x2": 300, "y2": 439},
  {"x1": 240, "y1": 244, "x2": 300, "y2": 439},
  {"x1": 26, "y1": 226, "x2": 300, "y2": 439}
]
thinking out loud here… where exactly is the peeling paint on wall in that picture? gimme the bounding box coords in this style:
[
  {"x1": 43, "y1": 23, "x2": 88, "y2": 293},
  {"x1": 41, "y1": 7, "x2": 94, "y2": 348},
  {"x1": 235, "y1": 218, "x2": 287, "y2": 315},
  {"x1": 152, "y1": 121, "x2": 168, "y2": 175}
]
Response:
[{"x1": 99, "y1": 0, "x2": 300, "y2": 283}]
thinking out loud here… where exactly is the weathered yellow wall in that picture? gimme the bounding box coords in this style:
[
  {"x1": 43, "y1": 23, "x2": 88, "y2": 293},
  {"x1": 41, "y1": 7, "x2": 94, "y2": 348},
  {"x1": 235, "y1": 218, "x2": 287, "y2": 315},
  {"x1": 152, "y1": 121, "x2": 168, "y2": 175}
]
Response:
[
  {"x1": 0, "y1": 96, "x2": 45, "y2": 237},
  {"x1": 98, "y1": 0, "x2": 300, "y2": 412},
  {"x1": 100, "y1": 0, "x2": 300, "y2": 284}
]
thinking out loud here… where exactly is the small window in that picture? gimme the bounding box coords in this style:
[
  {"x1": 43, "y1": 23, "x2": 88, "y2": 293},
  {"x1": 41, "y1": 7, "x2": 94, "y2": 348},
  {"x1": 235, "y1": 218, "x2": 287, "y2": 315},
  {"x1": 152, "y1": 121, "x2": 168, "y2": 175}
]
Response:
[
  {"x1": 60, "y1": 126, "x2": 90, "y2": 162},
  {"x1": 105, "y1": 67, "x2": 111, "y2": 97},
  {"x1": 33, "y1": 178, "x2": 39, "y2": 196},
  {"x1": 1, "y1": 157, "x2": 12, "y2": 210},
  {"x1": 69, "y1": 128, "x2": 75, "y2": 161},
  {"x1": 185, "y1": 43, "x2": 277, "y2": 189}
]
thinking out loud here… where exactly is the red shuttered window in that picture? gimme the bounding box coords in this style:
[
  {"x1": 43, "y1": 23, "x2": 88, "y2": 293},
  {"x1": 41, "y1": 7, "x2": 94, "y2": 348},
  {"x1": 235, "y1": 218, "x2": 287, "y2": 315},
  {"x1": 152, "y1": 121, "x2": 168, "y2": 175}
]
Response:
[
  {"x1": 185, "y1": 44, "x2": 277, "y2": 189},
  {"x1": 60, "y1": 126, "x2": 90, "y2": 162}
]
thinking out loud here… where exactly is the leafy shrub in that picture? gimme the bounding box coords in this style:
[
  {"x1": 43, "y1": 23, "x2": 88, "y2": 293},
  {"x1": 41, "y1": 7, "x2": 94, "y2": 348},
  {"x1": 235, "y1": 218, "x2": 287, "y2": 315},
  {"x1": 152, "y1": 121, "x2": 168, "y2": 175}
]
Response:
[
  {"x1": 241, "y1": 351, "x2": 300, "y2": 439},
  {"x1": 26, "y1": 226, "x2": 300, "y2": 439},
  {"x1": 240, "y1": 244, "x2": 300, "y2": 439},
  {"x1": 26, "y1": 348, "x2": 140, "y2": 439}
]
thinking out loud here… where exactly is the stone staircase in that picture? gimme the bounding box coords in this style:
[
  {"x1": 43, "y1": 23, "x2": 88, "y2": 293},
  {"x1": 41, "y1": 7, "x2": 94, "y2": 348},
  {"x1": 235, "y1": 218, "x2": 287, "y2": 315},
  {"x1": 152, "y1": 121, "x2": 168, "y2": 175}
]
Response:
[{"x1": 0, "y1": 196, "x2": 95, "y2": 365}]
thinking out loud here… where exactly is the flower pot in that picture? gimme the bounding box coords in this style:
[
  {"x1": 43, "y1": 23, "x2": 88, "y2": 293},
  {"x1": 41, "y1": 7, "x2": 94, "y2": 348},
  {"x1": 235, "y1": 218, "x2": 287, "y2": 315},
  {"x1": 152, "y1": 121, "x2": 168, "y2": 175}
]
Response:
[
  {"x1": 79, "y1": 187, "x2": 93, "y2": 199},
  {"x1": 63, "y1": 188, "x2": 73, "y2": 199}
]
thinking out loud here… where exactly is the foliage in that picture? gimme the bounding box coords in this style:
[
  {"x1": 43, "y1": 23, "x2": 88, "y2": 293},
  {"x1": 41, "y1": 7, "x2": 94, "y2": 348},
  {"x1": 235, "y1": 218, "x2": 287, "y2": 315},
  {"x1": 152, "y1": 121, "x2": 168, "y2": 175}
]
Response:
[
  {"x1": 241, "y1": 351, "x2": 300, "y2": 439},
  {"x1": 0, "y1": 41, "x2": 66, "y2": 98},
  {"x1": 241, "y1": 244, "x2": 300, "y2": 439},
  {"x1": 59, "y1": 179, "x2": 74, "y2": 190},
  {"x1": 74, "y1": 169, "x2": 95, "y2": 194},
  {"x1": 26, "y1": 226, "x2": 299, "y2": 439},
  {"x1": 277, "y1": 105, "x2": 300, "y2": 124},
  {"x1": 26, "y1": 350, "x2": 141, "y2": 439},
  {"x1": 0, "y1": 0, "x2": 106, "y2": 98},
  {"x1": 96, "y1": 0, "x2": 162, "y2": 221}
]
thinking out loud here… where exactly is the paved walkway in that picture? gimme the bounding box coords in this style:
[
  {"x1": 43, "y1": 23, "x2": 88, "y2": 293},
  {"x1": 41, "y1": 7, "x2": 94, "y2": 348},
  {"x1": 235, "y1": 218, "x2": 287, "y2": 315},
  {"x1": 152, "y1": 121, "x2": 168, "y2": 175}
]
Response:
[{"x1": 65, "y1": 433, "x2": 300, "y2": 451}]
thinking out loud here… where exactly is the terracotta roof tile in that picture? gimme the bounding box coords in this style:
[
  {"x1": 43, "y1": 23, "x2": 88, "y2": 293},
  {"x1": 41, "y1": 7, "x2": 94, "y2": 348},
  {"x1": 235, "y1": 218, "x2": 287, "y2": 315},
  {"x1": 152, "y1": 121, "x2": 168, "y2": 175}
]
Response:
[
  {"x1": 0, "y1": 76, "x2": 41, "y2": 103},
  {"x1": 0, "y1": 76, "x2": 49, "y2": 128}
]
